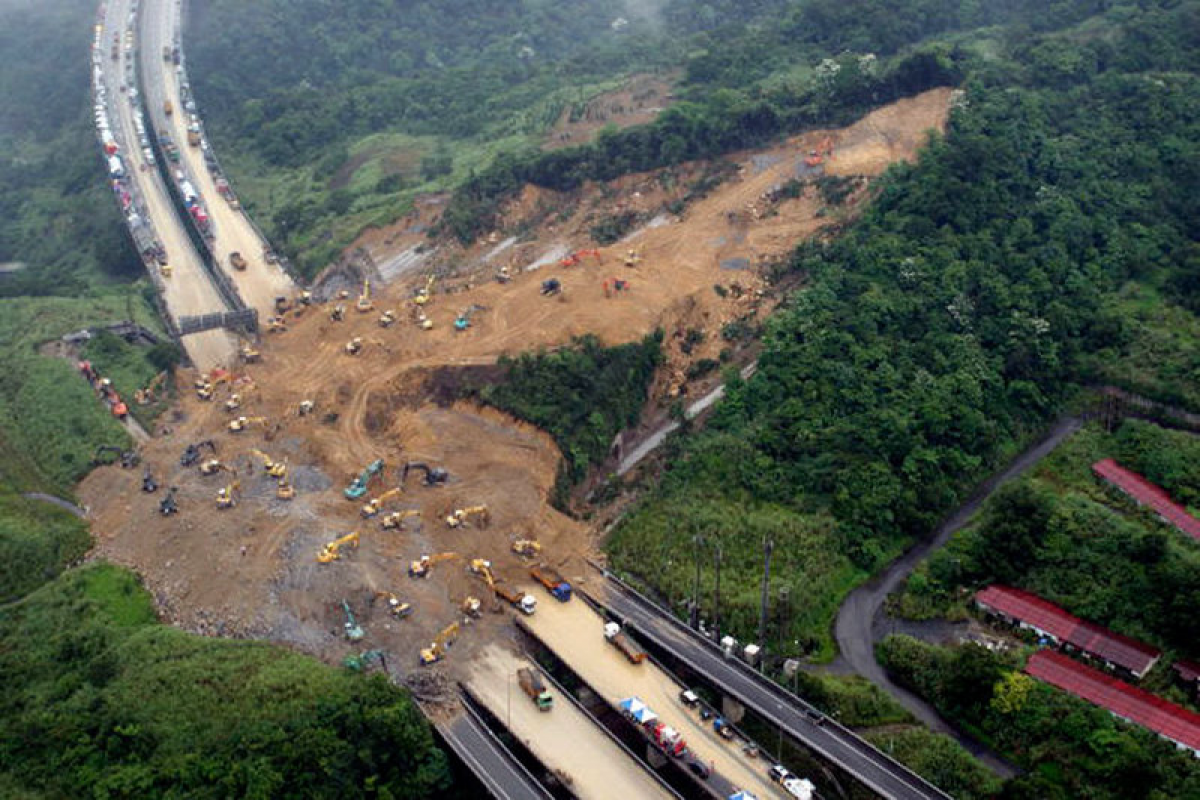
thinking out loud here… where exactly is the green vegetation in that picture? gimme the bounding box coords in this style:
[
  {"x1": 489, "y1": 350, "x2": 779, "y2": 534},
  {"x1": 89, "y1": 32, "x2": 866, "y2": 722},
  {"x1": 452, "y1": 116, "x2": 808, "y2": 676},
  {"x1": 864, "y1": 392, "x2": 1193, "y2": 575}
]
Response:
[
  {"x1": 0, "y1": 489, "x2": 90, "y2": 605},
  {"x1": 0, "y1": 565, "x2": 451, "y2": 799},
  {"x1": 863, "y1": 727, "x2": 1002, "y2": 800},
  {"x1": 877, "y1": 636, "x2": 1200, "y2": 799},
  {"x1": 475, "y1": 334, "x2": 662, "y2": 501},
  {"x1": 895, "y1": 421, "x2": 1200, "y2": 659},
  {"x1": 608, "y1": 0, "x2": 1200, "y2": 664}
]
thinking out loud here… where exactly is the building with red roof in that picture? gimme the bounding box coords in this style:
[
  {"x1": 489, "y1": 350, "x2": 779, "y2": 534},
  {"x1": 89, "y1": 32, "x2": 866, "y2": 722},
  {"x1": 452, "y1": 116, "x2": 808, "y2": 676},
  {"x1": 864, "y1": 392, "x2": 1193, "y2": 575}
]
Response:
[
  {"x1": 1027, "y1": 650, "x2": 1200, "y2": 757},
  {"x1": 1092, "y1": 458, "x2": 1200, "y2": 542},
  {"x1": 976, "y1": 585, "x2": 1161, "y2": 679},
  {"x1": 1174, "y1": 661, "x2": 1200, "y2": 697}
]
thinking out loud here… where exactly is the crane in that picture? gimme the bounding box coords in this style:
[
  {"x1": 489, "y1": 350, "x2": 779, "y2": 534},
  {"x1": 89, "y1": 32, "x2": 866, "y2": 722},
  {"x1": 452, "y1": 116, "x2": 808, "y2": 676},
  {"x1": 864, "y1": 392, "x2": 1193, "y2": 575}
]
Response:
[
  {"x1": 216, "y1": 480, "x2": 240, "y2": 510},
  {"x1": 381, "y1": 509, "x2": 421, "y2": 530},
  {"x1": 251, "y1": 449, "x2": 287, "y2": 479},
  {"x1": 419, "y1": 622, "x2": 460, "y2": 665},
  {"x1": 317, "y1": 531, "x2": 360, "y2": 564},
  {"x1": 361, "y1": 487, "x2": 403, "y2": 518},
  {"x1": 445, "y1": 505, "x2": 489, "y2": 529},
  {"x1": 373, "y1": 591, "x2": 414, "y2": 619},
  {"x1": 356, "y1": 279, "x2": 374, "y2": 313},
  {"x1": 409, "y1": 552, "x2": 459, "y2": 578},
  {"x1": 402, "y1": 461, "x2": 449, "y2": 487}
]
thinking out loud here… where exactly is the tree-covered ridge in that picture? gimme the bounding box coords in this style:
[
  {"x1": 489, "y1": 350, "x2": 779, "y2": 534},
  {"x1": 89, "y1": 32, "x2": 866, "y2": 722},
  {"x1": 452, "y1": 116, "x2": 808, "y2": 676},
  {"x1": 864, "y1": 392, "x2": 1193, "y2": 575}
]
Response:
[{"x1": 609, "y1": 0, "x2": 1200, "y2": 656}]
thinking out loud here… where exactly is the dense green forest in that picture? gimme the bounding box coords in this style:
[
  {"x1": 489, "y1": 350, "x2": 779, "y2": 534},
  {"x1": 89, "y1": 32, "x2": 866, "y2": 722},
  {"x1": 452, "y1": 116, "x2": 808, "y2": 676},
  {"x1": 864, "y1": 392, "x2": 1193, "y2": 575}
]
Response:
[
  {"x1": 896, "y1": 421, "x2": 1200, "y2": 663},
  {"x1": 609, "y1": 0, "x2": 1200, "y2": 657},
  {"x1": 877, "y1": 636, "x2": 1200, "y2": 799}
]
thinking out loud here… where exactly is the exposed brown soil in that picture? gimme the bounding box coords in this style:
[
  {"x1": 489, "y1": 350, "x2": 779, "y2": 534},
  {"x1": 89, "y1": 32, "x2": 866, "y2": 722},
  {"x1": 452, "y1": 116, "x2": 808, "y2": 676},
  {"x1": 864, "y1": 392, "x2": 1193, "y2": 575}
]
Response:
[
  {"x1": 80, "y1": 88, "x2": 954, "y2": 690},
  {"x1": 542, "y1": 72, "x2": 677, "y2": 151}
]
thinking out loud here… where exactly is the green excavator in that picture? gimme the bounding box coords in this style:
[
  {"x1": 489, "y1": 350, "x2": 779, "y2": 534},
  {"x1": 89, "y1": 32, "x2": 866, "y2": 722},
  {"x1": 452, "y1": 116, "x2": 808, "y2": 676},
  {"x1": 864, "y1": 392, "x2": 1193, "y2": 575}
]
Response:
[{"x1": 344, "y1": 458, "x2": 384, "y2": 500}]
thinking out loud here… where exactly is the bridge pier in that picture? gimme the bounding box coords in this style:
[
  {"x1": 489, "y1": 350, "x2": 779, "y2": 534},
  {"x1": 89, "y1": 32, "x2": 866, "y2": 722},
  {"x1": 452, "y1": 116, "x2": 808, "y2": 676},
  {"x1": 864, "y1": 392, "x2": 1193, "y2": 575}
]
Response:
[
  {"x1": 644, "y1": 744, "x2": 668, "y2": 769},
  {"x1": 721, "y1": 696, "x2": 746, "y2": 724}
]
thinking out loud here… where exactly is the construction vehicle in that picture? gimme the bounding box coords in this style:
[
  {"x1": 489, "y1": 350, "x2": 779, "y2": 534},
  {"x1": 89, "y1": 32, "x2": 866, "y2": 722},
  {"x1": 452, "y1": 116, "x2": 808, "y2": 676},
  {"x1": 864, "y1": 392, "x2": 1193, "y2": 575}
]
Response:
[
  {"x1": 251, "y1": 449, "x2": 287, "y2": 479},
  {"x1": 274, "y1": 296, "x2": 292, "y2": 315},
  {"x1": 160, "y1": 264, "x2": 172, "y2": 278},
  {"x1": 345, "y1": 337, "x2": 363, "y2": 355},
  {"x1": 317, "y1": 531, "x2": 360, "y2": 564},
  {"x1": 381, "y1": 509, "x2": 421, "y2": 530},
  {"x1": 558, "y1": 248, "x2": 601, "y2": 268},
  {"x1": 402, "y1": 461, "x2": 449, "y2": 487},
  {"x1": 374, "y1": 591, "x2": 414, "y2": 619},
  {"x1": 229, "y1": 251, "x2": 247, "y2": 271},
  {"x1": 134, "y1": 371, "x2": 168, "y2": 405},
  {"x1": 413, "y1": 275, "x2": 435, "y2": 306},
  {"x1": 454, "y1": 304, "x2": 485, "y2": 331},
  {"x1": 344, "y1": 459, "x2": 384, "y2": 500},
  {"x1": 461, "y1": 596, "x2": 482, "y2": 618},
  {"x1": 624, "y1": 248, "x2": 640, "y2": 268},
  {"x1": 94, "y1": 445, "x2": 140, "y2": 469},
  {"x1": 445, "y1": 505, "x2": 489, "y2": 528},
  {"x1": 361, "y1": 487, "x2": 403, "y2": 518},
  {"x1": 163, "y1": 99, "x2": 173, "y2": 117},
  {"x1": 298, "y1": 399, "x2": 315, "y2": 417},
  {"x1": 228, "y1": 415, "x2": 267, "y2": 433},
  {"x1": 276, "y1": 480, "x2": 296, "y2": 500},
  {"x1": 355, "y1": 279, "x2": 374, "y2": 313},
  {"x1": 530, "y1": 565, "x2": 572, "y2": 602},
  {"x1": 604, "y1": 622, "x2": 647, "y2": 664},
  {"x1": 409, "y1": 552, "x2": 459, "y2": 578},
  {"x1": 472, "y1": 559, "x2": 537, "y2": 615},
  {"x1": 342, "y1": 600, "x2": 365, "y2": 642},
  {"x1": 512, "y1": 539, "x2": 542, "y2": 557},
  {"x1": 419, "y1": 622, "x2": 460, "y2": 665},
  {"x1": 200, "y1": 459, "x2": 232, "y2": 477},
  {"x1": 378, "y1": 309, "x2": 396, "y2": 328},
  {"x1": 195, "y1": 370, "x2": 231, "y2": 400},
  {"x1": 238, "y1": 340, "x2": 261, "y2": 364},
  {"x1": 541, "y1": 278, "x2": 561, "y2": 296},
  {"x1": 216, "y1": 481, "x2": 240, "y2": 510},
  {"x1": 518, "y1": 667, "x2": 553, "y2": 711},
  {"x1": 803, "y1": 135, "x2": 835, "y2": 168},
  {"x1": 159, "y1": 487, "x2": 179, "y2": 516},
  {"x1": 266, "y1": 315, "x2": 288, "y2": 334},
  {"x1": 330, "y1": 303, "x2": 346, "y2": 322},
  {"x1": 142, "y1": 469, "x2": 159, "y2": 493}
]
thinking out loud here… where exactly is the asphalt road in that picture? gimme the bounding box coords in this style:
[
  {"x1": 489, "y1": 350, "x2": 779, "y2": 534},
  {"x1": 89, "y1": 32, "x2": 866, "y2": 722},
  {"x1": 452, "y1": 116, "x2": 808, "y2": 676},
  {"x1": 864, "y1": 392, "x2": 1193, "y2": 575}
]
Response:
[
  {"x1": 593, "y1": 576, "x2": 953, "y2": 800},
  {"x1": 833, "y1": 416, "x2": 1084, "y2": 779},
  {"x1": 437, "y1": 703, "x2": 555, "y2": 800}
]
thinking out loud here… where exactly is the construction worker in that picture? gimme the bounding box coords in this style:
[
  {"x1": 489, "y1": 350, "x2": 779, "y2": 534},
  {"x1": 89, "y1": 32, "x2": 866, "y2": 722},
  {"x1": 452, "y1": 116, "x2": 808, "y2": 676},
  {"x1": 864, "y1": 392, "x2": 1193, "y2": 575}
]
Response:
[{"x1": 603, "y1": 279, "x2": 611, "y2": 298}]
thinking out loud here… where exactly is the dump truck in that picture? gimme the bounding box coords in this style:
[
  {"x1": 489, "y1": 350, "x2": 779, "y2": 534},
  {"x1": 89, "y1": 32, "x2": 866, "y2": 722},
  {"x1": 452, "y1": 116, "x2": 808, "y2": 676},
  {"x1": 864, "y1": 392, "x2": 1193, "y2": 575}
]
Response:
[
  {"x1": 163, "y1": 99, "x2": 173, "y2": 117},
  {"x1": 604, "y1": 622, "x2": 646, "y2": 664},
  {"x1": 493, "y1": 584, "x2": 537, "y2": 615},
  {"x1": 229, "y1": 251, "x2": 247, "y2": 271},
  {"x1": 529, "y1": 565, "x2": 572, "y2": 602},
  {"x1": 518, "y1": 667, "x2": 553, "y2": 711}
]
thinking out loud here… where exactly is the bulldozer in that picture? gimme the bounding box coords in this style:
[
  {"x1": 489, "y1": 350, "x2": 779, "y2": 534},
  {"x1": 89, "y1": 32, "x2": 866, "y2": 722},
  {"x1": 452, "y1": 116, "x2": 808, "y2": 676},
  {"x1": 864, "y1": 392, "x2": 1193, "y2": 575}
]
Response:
[
  {"x1": 356, "y1": 279, "x2": 374, "y2": 313},
  {"x1": 361, "y1": 487, "x2": 403, "y2": 518},
  {"x1": 251, "y1": 449, "x2": 287, "y2": 479},
  {"x1": 445, "y1": 505, "x2": 489, "y2": 529},
  {"x1": 298, "y1": 399, "x2": 316, "y2": 417},
  {"x1": 624, "y1": 248, "x2": 641, "y2": 268},
  {"x1": 159, "y1": 486, "x2": 179, "y2": 516},
  {"x1": 228, "y1": 415, "x2": 268, "y2": 433},
  {"x1": 374, "y1": 591, "x2": 414, "y2": 619},
  {"x1": 330, "y1": 303, "x2": 346, "y2": 322},
  {"x1": 317, "y1": 531, "x2": 360, "y2": 564},
  {"x1": 419, "y1": 622, "x2": 460, "y2": 665},
  {"x1": 379, "y1": 309, "x2": 397, "y2": 328},
  {"x1": 134, "y1": 371, "x2": 168, "y2": 405},
  {"x1": 345, "y1": 459, "x2": 384, "y2": 500},
  {"x1": 381, "y1": 509, "x2": 421, "y2": 530},
  {"x1": 345, "y1": 337, "x2": 364, "y2": 355},
  {"x1": 94, "y1": 444, "x2": 140, "y2": 469},
  {"x1": 180, "y1": 440, "x2": 216, "y2": 467},
  {"x1": 409, "y1": 552, "x2": 459, "y2": 579},
  {"x1": 402, "y1": 461, "x2": 449, "y2": 487},
  {"x1": 512, "y1": 539, "x2": 542, "y2": 557},
  {"x1": 216, "y1": 480, "x2": 240, "y2": 510},
  {"x1": 413, "y1": 275, "x2": 435, "y2": 306},
  {"x1": 276, "y1": 480, "x2": 296, "y2": 500}
]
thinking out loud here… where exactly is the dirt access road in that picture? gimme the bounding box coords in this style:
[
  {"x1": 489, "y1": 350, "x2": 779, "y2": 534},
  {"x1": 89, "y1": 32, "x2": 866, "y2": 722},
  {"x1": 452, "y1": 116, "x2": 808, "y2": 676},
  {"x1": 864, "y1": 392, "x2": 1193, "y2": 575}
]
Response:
[{"x1": 80, "y1": 89, "x2": 953, "y2": 708}]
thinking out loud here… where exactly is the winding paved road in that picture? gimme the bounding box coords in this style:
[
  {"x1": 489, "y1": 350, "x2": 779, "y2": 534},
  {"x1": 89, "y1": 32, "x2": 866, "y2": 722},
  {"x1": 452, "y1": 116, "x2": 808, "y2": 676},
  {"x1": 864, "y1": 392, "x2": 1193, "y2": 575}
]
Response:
[{"x1": 833, "y1": 416, "x2": 1085, "y2": 778}]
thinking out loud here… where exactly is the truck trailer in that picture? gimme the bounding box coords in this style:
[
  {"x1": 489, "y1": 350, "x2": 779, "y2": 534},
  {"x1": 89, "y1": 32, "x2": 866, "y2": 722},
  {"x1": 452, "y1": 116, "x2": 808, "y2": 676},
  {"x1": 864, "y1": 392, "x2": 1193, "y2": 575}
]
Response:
[{"x1": 517, "y1": 667, "x2": 553, "y2": 711}]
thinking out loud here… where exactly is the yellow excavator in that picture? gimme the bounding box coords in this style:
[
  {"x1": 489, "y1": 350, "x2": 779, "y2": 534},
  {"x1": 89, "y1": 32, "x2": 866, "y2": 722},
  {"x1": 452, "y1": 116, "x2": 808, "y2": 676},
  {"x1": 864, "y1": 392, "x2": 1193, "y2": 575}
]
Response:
[
  {"x1": 216, "y1": 480, "x2": 240, "y2": 510},
  {"x1": 512, "y1": 539, "x2": 542, "y2": 557},
  {"x1": 224, "y1": 383, "x2": 257, "y2": 413},
  {"x1": 239, "y1": 339, "x2": 261, "y2": 363},
  {"x1": 413, "y1": 275, "x2": 435, "y2": 306},
  {"x1": 317, "y1": 531, "x2": 360, "y2": 564},
  {"x1": 420, "y1": 621, "x2": 460, "y2": 665},
  {"x1": 200, "y1": 459, "x2": 233, "y2": 477},
  {"x1": 356, "y1": 279, "x2": 374, "y2": 313},
  {"x1": 381, "y1": 509, "x2": 421, "y2": 530},
  {"x1": 228, "y1": 415, "x2": 268, "y2": 433},
  {"x1": 361, "y1": 487, "x2": 403, "y2": 518},
  {"x1": 373, "y1": 590, "x2": 413, "y2": 619},
  {"x1": 409, "y1": 552, "x2": 459, "y2": 578},
  {"x1": 196, "y1": 372, "x2": 231, "y2": 400},
  {"x1": 134, "y1": 371, "x2": 168, "y2": 405},
  {"x1": 251, "y1": 449, "x2": 287, "y2": 479},
  {"x1": 276, "y1": 479, "x2": 296, "y2": 500},
  {"x1": 445, "y1": 505, "x2": 489, "y2": 529}
]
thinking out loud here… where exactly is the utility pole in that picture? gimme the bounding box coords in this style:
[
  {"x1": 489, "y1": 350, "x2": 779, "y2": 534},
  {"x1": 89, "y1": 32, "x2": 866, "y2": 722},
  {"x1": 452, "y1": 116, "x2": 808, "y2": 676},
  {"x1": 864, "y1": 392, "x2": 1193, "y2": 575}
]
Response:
[
  {"x1": 691, "y1": 533, "x2": 704, "y2": 629},
  {"x1": 758, "y1": 537, "x2": 774, "y2": 665},
  {"x1": 712, "y1": 541, "x2": 723, "y2": 641}
]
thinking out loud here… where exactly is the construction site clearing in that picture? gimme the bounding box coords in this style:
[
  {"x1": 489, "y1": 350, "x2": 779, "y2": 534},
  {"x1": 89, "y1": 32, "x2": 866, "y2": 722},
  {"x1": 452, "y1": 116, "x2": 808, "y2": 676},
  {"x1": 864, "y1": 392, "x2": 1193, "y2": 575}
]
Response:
[{"x1": 79, "y1": 88, "x2": 953, "y2": 781}]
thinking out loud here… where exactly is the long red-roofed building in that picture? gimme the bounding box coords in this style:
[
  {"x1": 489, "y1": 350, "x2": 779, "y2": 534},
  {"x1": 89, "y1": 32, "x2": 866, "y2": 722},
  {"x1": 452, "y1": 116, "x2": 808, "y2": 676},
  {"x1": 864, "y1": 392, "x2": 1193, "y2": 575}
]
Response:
[
  {"x1": 1092, "y1": 458, "x2": 1200, "y2": 542},
  {"x1": 975, "y1": 585, "x2": 1161, "y2": 679},
  {"x1": 1026, "y1": 650, "x2": 1200, "y2": 757}
]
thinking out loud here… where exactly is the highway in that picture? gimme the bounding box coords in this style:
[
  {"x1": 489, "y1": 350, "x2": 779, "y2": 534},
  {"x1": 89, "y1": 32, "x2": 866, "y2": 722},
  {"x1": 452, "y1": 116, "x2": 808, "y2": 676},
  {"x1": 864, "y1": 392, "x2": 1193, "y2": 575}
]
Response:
[
  {"x1": 97, "y1": 0, "x2": 234, "y2": 370},
  {"x1": 465, "y1": 644, "x2": 677, "y2": 800},
  {"x1": 139, "y1": 0, "x2": 295, "y2": 318},
  {"x1": 592, "y1": 574, "x2": 954, "y2": 800},
  {"x1": 520, "y1": 593, "x2": 788, "y2": 799},
  {"x1": 437, "y1": 701, "x2": 556, "y2": 800}
]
